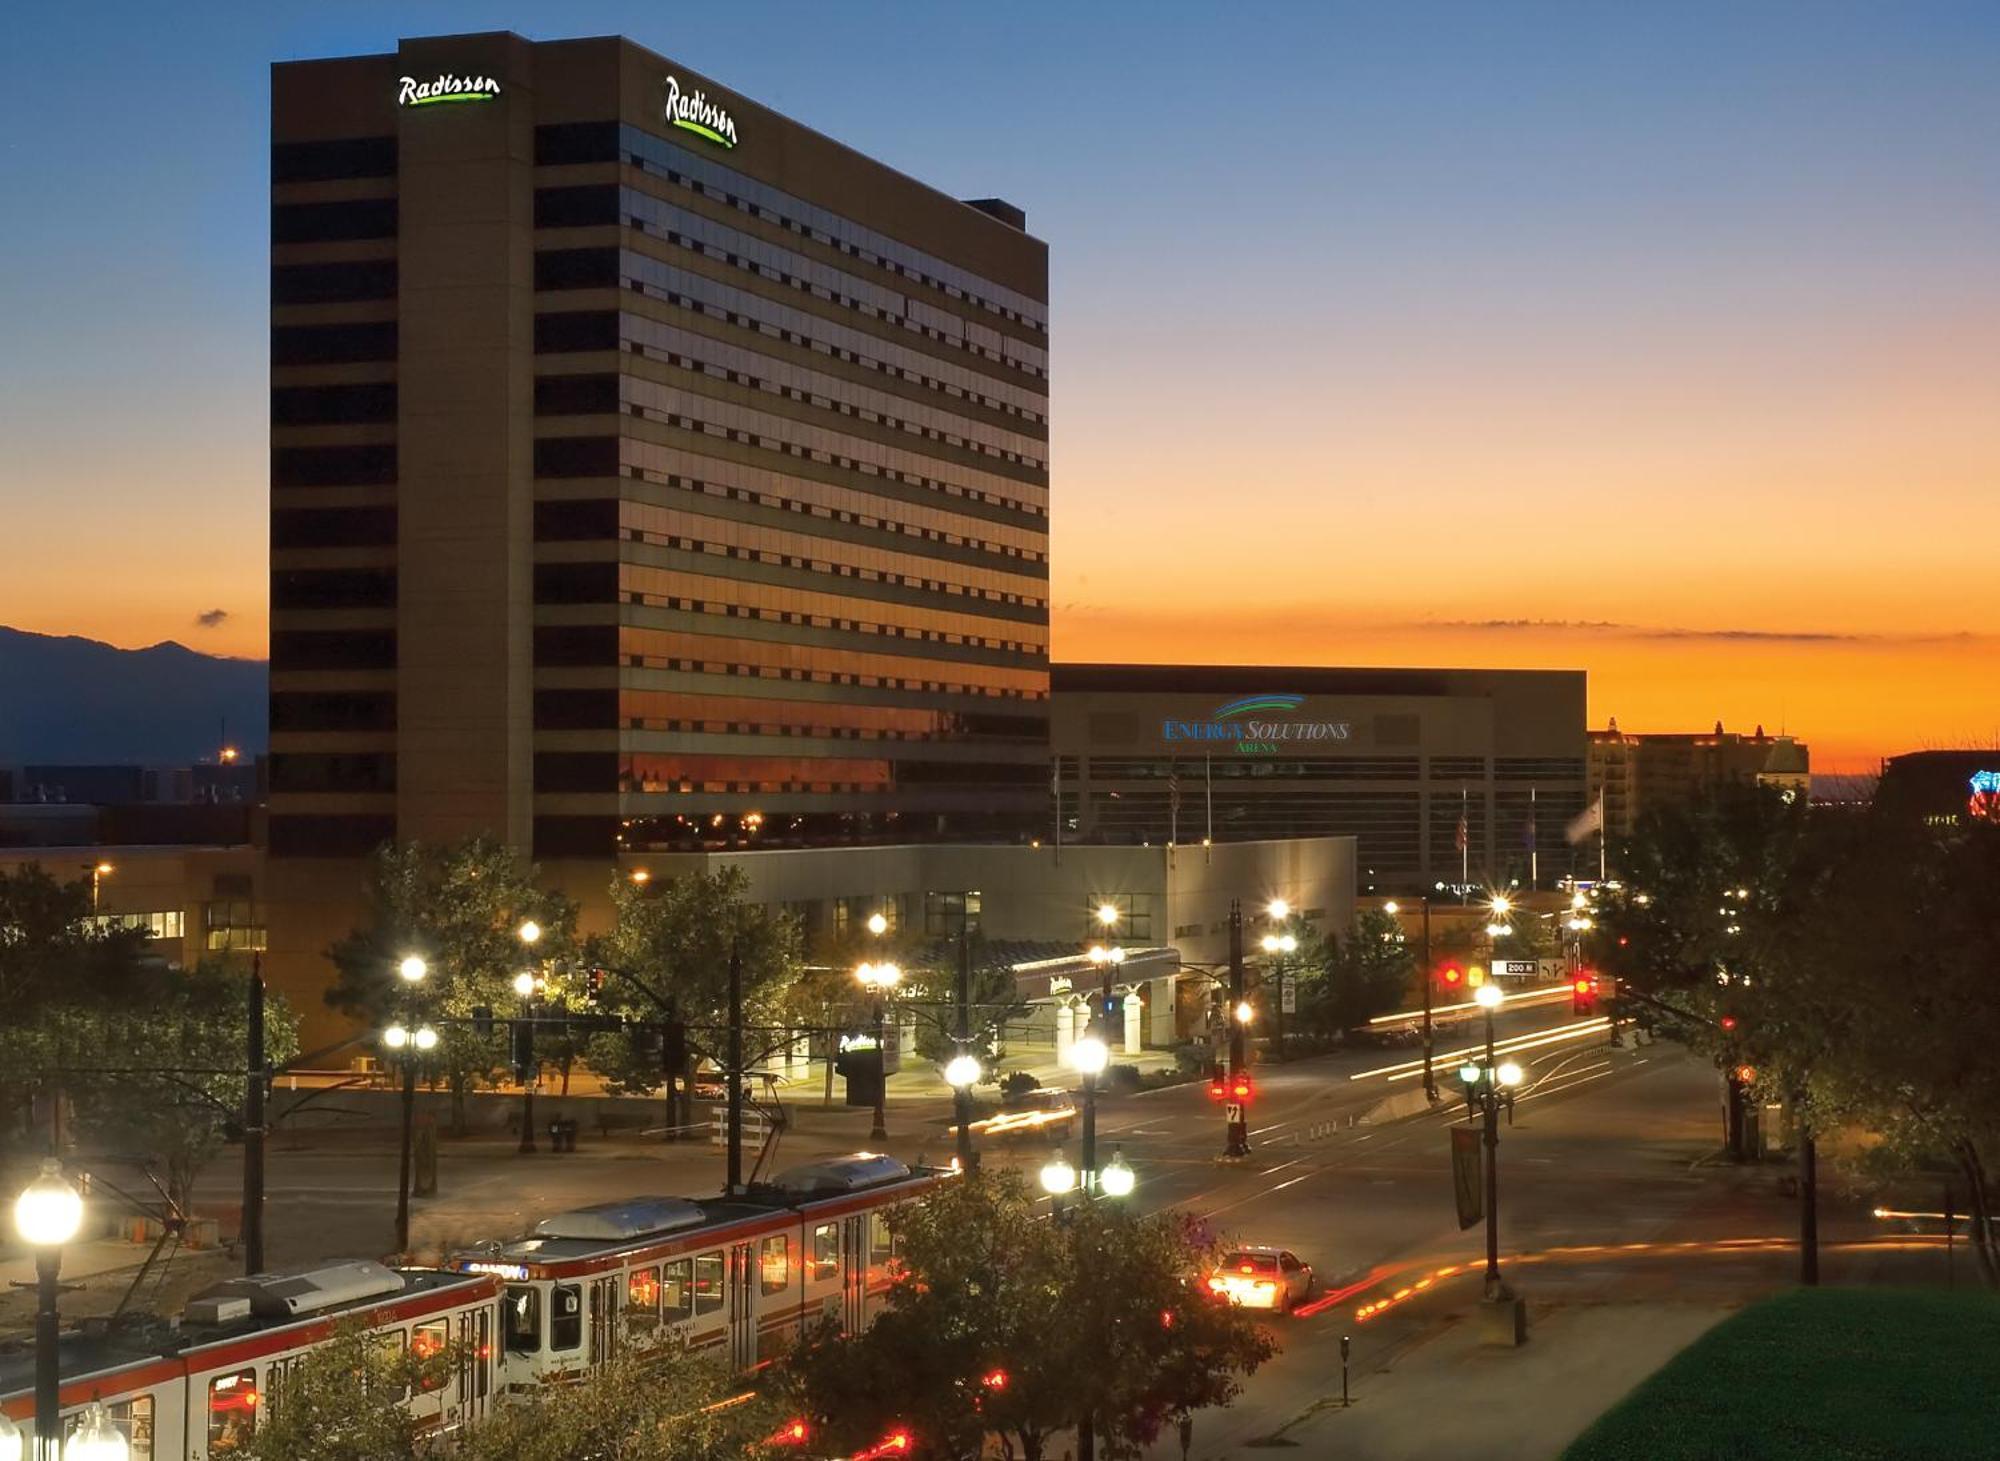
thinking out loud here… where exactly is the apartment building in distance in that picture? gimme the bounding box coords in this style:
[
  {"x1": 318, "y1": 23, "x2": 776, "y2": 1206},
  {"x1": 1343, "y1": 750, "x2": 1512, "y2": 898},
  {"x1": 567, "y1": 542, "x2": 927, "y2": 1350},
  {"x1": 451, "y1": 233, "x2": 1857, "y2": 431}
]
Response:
[
  {"x1": 267, "y1": 32, "x2": 1049, "y2": 1032},
  {"x1": 1587, "y1": 719, "x2": 1811, "y2": 839}
]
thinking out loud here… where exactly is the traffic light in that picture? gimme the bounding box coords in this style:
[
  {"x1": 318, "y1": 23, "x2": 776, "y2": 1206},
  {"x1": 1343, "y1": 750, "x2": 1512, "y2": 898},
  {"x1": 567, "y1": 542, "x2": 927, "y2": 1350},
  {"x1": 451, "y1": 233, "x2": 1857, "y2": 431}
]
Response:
[
  {"x1": 1437, "y1": 962, "x2": 1466, "y2": 993},
  {"x1": 1228, "y1": 1073, "x2": 1254, "y2": 1103},
  {"x1": 1573, "y1": 972, "x2": 1600, "y2": 1016},
  {"x1": 509, "y1": 1020, "x2": 535, "y2": 1083},
  {"x1": 1206, "y1": 1064, "x2": 1228, "y2": 1100},
  {"x1": 1719, "y1": 1015, "x2": 1739, "y2": 1033},
  {"x1": 584, "y1": 968, "x2": 608, "y2": 1004},
  {"x1": 835, "y1": 1045, "x2": 885, "y2": 1108}
]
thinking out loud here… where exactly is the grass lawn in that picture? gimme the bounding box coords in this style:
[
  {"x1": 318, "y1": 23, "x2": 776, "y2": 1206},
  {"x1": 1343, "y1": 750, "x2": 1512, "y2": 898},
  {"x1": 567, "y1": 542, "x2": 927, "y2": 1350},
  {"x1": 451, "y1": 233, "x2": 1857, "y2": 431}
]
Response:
[{"x1": 1563, "y1": 1287, "x2": 2000, "y2": 1460}]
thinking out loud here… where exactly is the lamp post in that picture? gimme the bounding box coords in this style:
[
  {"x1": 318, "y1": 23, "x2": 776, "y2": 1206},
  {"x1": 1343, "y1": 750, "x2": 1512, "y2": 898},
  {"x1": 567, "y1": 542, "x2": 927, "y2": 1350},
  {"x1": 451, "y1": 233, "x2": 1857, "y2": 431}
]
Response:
[
  {"x1": 384, "y1": 953, "x2": 435, "y2": 1256},
  {"x1": 14, "y1": 1160, "x2": 83, "y2": 1461},
  {"x1": 944, "y1": 922, "x2": 981, "y2": 1171},
  {"x1": 1069, "y1": 1034, "x2": 1108, "y2": 1197},
  {"x1": 514, "y1": 920, "x2": 546, "y2": 1154},
  {"x1": 856, "y1": 960, "x2": 901, "y2": 1141},
  {"x1": 1461, "y1": 982, "x2": 1525, "y2": 1301},
  {"x1": 1259, "y1": 900, "x2": 1297, "y2": 1055},
  {"x1": 1387, "y1": 897, "x2": 1437, "y2": 1100},
  {"x1": 1224, "y1": 901, "x2": 1250, "y2": 1158}
]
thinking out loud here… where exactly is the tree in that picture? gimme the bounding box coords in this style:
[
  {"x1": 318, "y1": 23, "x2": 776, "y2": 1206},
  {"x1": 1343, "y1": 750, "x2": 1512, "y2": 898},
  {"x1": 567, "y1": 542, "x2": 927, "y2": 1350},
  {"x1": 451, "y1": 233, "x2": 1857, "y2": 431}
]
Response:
[
  {"x1": 1296, "y1": 909, "x2": 1413, "y2": 1035},
  {"x1": 784, "y1": 1171, "x2": 1274, "y2": 1460},
  {"x1": 234, "y1": 1318, "x2": 450, "y2": 1461},
  {"x1": 585, "y1": 867, "x2": 802, "y2": 1132},
  {"x1": 326, "y1": 837, "x2": 580, "y2": 1134},
  {"x1": 458, "y1": 1336, "x2": 786, "y2": 1461}
]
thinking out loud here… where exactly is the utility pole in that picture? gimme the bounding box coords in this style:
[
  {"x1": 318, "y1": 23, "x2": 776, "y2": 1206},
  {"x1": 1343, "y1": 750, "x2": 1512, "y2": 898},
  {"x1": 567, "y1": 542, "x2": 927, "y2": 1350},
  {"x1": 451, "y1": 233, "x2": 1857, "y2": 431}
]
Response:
[
  {"x1": 725, "y1": 941, "x2": 745, "y2": 1195},
  {"x1": 1800, "y1": 1107, "x2": 1819, "y2": 1285},
  {"x1": 1225, "y1": 900, "x2": 1249, "y2": 1159},
  {"x1": 394, "y1": 1054, "x2": 417, "y2": 1254},
  {"x1": 241, "y1": 956, "x2": 267, "y2": 1274}
]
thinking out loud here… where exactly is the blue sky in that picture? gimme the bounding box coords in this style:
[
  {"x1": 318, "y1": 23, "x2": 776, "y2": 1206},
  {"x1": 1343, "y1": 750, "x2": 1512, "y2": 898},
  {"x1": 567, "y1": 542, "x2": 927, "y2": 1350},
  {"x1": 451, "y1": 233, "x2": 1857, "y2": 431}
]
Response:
[{"x1": 2, "y1": 1, "x2": 1996, "y2": 765}]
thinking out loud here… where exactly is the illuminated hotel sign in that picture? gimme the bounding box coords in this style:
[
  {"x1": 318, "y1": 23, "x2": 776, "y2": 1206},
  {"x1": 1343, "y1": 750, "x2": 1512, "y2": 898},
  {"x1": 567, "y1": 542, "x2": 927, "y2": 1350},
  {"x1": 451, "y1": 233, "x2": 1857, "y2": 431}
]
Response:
[
  {"x1": 1971, "y1": 770, "x2": 2000, "y2": 821},
  {"x1": 1162, "y1": 694, "x2": 1354, "y2": 755},
  {"x1": 398, "y1": 73, "x2": 501, "y2": 107},
  {"x1": 664, "y1": 74, "x2": 739, "y2": 147}
]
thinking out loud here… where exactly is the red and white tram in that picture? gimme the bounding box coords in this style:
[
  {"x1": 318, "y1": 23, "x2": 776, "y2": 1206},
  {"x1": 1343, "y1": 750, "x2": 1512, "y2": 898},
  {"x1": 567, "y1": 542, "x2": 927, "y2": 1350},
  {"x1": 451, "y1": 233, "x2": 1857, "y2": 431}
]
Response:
[
  {"x1": 0, "y1": 1153, "x2": 946, "y2": 1459},
  {"x1": 0, "y1": 1260, "x2": 500, "y2": 1460},
  {"x1": 449, "y1": 1153, "x2": 949, "y2": 1386}
]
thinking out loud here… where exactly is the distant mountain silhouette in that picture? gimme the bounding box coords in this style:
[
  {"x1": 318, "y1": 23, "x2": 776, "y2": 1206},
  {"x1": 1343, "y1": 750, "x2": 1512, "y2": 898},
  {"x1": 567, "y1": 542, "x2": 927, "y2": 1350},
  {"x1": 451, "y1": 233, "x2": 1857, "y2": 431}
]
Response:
[{"x1": 0, "y1": 627, "x2": 267, "y2": 764}]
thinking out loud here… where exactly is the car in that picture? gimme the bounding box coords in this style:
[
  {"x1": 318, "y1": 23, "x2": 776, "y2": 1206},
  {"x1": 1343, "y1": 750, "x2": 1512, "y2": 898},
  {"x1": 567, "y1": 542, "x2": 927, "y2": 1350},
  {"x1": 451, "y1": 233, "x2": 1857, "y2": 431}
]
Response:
[
  {"x1": 951, "y1": 1087, "x2": 1077, "y2": 1142},
  {"x1": 1206, "y1": 1246, "x2": 1315, "y2": 1313}
]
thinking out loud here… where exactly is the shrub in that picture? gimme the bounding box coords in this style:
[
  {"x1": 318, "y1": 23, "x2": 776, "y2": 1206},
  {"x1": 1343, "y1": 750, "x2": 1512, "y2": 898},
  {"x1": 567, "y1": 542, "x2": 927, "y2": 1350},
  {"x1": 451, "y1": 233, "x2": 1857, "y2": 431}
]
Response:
[{"x1": 998, "y1": 1070, "x2": 1040, "y2": 1100}]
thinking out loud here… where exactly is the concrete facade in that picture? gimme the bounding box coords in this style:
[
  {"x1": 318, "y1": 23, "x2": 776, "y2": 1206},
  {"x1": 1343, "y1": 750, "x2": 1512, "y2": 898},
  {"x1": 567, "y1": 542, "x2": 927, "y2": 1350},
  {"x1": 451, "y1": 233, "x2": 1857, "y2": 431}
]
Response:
[{"x1": 1050, "y1": 665, "x2": 1587, "y2": 896}]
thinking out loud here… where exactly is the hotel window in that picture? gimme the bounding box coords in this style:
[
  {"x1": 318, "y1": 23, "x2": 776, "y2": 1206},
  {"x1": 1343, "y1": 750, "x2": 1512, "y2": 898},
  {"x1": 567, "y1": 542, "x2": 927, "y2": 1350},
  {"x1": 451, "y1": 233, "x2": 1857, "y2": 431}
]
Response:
[
  {"x1": 924, "y1": 891, "x2": 981, "y2": 937},
  {"x1": 88, "y1": 911, "x2": 184, "y2": 940},
  {"x1": 205, "y1": 901, "x2": 265, "y2": 953}
]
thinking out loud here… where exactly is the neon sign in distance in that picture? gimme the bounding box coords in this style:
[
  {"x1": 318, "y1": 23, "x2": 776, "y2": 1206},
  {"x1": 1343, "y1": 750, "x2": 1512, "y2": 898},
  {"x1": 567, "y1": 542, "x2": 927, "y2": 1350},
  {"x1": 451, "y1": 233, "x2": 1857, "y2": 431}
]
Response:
[
  {"x1": 664, "y1": 74, "x2": 739, "y2": 147},
  {"x1": 399, "y1": 73, "x2": 501, "y2": 107}
]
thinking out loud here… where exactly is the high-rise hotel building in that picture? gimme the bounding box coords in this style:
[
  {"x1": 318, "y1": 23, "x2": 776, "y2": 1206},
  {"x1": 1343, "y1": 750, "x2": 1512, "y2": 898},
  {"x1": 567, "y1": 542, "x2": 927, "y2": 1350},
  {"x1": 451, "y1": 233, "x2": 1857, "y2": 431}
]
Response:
[{"x1": 267, "y1": 32, "x2": 1050, "y2": 873}]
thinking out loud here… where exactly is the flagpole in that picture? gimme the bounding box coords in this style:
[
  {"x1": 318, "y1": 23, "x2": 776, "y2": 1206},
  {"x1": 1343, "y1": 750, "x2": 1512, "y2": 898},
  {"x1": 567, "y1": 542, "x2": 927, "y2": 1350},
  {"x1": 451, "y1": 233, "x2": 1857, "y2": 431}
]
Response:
[
  {"x1": 1460, "y1": 784, "x2": 1469, "y2": 900},
  {"x1": 1205, "y1": 754, "x2": 1213, "y2": 864},
  {"x1": 1052, "y1": 752, "x2": 1062, "y2": 867},
  {"x1": 1598, "y1": 790, "x2": 1607, "y2": 883},
  {"x1": 1530, "y1": 786, "x2": 1539, "y2": 889}
]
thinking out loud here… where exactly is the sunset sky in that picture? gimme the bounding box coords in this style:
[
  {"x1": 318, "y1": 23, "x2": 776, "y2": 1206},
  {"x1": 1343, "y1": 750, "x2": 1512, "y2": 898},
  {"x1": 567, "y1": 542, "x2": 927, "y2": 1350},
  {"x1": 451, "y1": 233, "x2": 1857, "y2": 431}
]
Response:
[{"x1": 2, "y1": 2, "x2": 1994, "y2": 772}]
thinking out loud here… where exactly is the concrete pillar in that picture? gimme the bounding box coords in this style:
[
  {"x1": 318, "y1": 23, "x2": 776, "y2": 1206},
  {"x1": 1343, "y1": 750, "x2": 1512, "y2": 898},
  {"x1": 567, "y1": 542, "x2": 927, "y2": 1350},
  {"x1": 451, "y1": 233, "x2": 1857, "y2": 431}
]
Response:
[
  {"x1": 1054, "y1": 1000, "x2": 1075, "y2": 1062},
  {"x1": 1122, "y1": 990, "x2": 1144, "y2": 1052},
  {"x1": 1149, "y1": 976, "x2": 1177, "y2": 1047}
]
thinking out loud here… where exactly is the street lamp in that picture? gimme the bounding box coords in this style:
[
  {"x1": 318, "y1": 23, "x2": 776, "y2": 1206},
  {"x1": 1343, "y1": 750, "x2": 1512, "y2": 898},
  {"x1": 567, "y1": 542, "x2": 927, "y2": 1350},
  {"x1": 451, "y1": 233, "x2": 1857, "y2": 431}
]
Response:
[
  {"x1": 1039, "y1": 1149, "x2": 1076, "y2": 1198},
  {"x1": 1069, "y1": 1035, "x2": 1108, "y2": 1197},
  {"x1": 514, "y1": 921, "x2": 549, "y2": 1155},
  {"x1": 866, "y1": 911, "x2": 889, "y2": 936},
  {"x1": 1259, "y1": 929, "x2": 1297, "y2": 1052},
  {"x1": 856, "y1": 960, "x2": 901, "y2": 1141},
  {"x1": 945, "y1": 1052, "x2": 981, "y2": 1170},
  {"x1": 384, "y1": 950, "x2": 434, "y2": 1256},
  {"x1": 15, "y1": 1159, "x2": 83, "y2": 1461},
  {"x1": 62, "y1": 1404, "x2": 129, "y2": 1461},
  {"x1": 517, "y1": 919, "x2": 542, "y2": 946},
  {"x1": 1099, "y1": 1147, "x2": 1136, "y2": 1199},
  {"x1": 1464, "y1": 982, "x2": 1520, "y2": 1301}
]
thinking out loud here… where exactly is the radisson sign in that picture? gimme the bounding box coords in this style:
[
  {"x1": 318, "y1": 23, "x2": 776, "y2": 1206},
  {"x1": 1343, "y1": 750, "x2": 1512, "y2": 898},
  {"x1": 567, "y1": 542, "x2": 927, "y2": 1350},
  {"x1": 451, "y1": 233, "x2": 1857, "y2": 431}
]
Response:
[
  {"x1": 664, "y1": 74, "x2": 738, "y2": 148},
  {"x1": 1162, "y1": 694, "x2": 1354, "y2": 756},
  {"x1": 398, "y1": 73, "x2": 501, "y2": 107}
]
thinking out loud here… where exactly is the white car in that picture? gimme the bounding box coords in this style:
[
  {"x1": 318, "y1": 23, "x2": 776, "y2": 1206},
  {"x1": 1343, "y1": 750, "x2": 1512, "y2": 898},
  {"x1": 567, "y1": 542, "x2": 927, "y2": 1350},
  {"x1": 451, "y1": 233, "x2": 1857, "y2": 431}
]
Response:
[{"x1": 1206, "y1": 1246, "x2": 1315, "y2": 1313}]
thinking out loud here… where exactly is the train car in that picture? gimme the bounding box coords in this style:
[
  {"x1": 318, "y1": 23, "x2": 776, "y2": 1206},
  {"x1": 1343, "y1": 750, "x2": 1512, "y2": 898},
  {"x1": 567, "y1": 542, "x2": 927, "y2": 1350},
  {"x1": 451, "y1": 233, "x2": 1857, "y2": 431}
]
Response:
[
  {"x1": 449, "y1": 1152, "x2": 951, "y2": 1387},
  {"x1": 0, "y1": 1261, "x2": 500, "y2": 1460}
]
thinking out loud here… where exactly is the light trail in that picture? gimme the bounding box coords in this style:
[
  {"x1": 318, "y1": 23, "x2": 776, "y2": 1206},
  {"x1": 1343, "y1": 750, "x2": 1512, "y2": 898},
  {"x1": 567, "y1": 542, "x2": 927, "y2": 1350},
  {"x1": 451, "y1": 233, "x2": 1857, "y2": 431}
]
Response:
[
  {"x1": 1368, "y1": 986, "x2": 1572, "y2": 1024},
  {"x1": 1349, "y1": 1019, "x2": 1611, "y2": 1083}
]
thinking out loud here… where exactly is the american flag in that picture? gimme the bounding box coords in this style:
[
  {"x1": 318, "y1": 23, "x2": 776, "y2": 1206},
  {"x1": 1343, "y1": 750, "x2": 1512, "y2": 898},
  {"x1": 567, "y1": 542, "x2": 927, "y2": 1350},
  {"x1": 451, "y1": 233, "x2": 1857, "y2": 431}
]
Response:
[{"x1": 1454, "y1": 809, "x2": 1468, "y2": 853}]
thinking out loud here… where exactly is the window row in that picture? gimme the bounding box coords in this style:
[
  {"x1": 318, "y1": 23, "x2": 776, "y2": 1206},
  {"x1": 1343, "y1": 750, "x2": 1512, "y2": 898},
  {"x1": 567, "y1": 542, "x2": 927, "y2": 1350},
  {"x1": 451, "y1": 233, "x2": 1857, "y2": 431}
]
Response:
[
  {"x1": 273, "y1": 320, "x2": 397, "y2": 366},
  {"x1": 619, "y1": 273, "x2": 1047, "y2": 421},
  {"x1": 272, "y1": 257, "x2": 397, "y2": 305},
  {"x1": 268, "y1": 813, "x2": 397, "y2": 857},
  {"x1": 84, "y1": 910, "x2": 184, "y2": 940},
  {"x1": 531, "y1": 604, "x2": 1044, "y2": 669},
  {"x1": 272, "y1": 134, "x2": 396, "y2": 184},
  {"x1": 272, "y1": 504, "x2": 396, "y2": 549},
  {"x1": 272, "y1": 380, "x2": 397, "y2": 427},
  {"x1": 531, "y1": 686, "x2": 1046, "y2": 744},
  {"x1": 269, "y1": 751, "x2": 396, "y2": 794},
  {"x1": 610, "y1": 122, "x2": 1047, "y2": 329},
  {"x1": 272, "y1": 568, "x2": 396, "y2": 611},
  {"x1": 272, "y1": 196, "x2": 397, "y2": 244},
  {"x1": 270, "y1": 630, "x2": 395, "y2": 671},
  {"x1": 272, "y1": 444, "x2": 397, "y2": 489},
  {"x1": 271, "y1": 689, "x2": 397, "y2": 733},
  {"x1": 555, "y1": 625, "x2": 1044, "y2": 695}
]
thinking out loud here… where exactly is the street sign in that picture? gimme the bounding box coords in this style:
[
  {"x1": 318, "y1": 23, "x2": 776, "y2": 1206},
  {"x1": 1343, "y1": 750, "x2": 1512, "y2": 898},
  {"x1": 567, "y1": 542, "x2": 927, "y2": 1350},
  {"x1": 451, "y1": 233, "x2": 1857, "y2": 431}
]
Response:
[
  {"x1": 1279, "y1": 971, "x2": 1296, "y2": 1015},
  {"x1": 1223, "y1": 1103, "x2": 1244, "y2": 1124},
  {"x1": 1450, "y1": 1127, "x2": 1483, "y2": 1230}
]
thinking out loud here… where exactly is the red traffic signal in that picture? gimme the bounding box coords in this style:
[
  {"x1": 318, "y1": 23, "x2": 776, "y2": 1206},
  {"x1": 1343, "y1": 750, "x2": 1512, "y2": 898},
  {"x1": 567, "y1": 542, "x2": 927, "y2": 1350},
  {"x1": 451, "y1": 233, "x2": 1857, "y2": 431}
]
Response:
[
  {"x1": 1229, "y1": 1074, "x2": 1254, "y2": 1102},
  {"x1": 767, "y1": 1418, "x2": 811, "y2": 1447},
  {"x1": 1207, "y1": 1064, "x2": 1228, "y2": 1100},
  {"x1": 1438, "y1": 962, "x2": 1466, "y2": 990},
  {"x1": 1734, "y1": 1064, "x2": 1758, "y2": 1085},
  {"x1": 1719, "y1": 1015, "x2": 1739, "y2": 1033},
  {"x1": 1572, "y1": 972, "x2": 1600, "y2": 1015}
]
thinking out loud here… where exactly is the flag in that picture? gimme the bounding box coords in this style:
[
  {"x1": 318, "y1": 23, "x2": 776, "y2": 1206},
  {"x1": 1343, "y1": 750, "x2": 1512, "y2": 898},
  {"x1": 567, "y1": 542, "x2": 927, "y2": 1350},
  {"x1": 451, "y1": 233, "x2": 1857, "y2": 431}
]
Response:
[
  {"x1": 1168, "y1": 766, "x2": 1181, "y2": 815},
  {"x1": 1565, "y1": 792, "x2": 1604, "y2": 846},
  {"x1": 1454, "y1": 810, "x2": 1468, "y2": 853}
]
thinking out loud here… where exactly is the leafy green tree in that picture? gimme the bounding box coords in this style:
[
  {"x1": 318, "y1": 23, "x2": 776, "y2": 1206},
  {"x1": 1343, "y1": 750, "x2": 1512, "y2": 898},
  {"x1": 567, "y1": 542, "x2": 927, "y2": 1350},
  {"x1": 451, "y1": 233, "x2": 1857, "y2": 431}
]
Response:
[
  {"x1": 784, "y1": 1171, "x2": 1274, "y2": 1460},
  {"x1": 235, "y1": 1318, "x2": 452, "y2": 1461},
  {"x1": 67, "y1": 958, "x2": 300, "y2": 1218},
  {"x1": 326, "y1": 837, "x2": 580, "y2": 1134},
  {"x1": 584, "y1": 868, "x2": 802, "y2": 1131},
  {"x1": 458, "y1": 1336, "x2": 785, "y2": 1461},
  {"x1": 1296, "y1": 909, "x2": 1414, "y2": 1034}
]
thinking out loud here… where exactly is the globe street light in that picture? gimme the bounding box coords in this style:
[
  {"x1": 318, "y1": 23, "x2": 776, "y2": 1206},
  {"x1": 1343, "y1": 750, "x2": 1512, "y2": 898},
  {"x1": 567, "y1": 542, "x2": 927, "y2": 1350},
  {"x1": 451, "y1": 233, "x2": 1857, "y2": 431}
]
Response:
[
  {"x1": 1099, "y1": 1148, "x2": 1137, "y2": 1199},
  {"x1": 397, "y1": 954, "x2": 427, "y2": 983},
  {"x1": 517, "y1": 919, "x2": 542, "y2": 946},
  {"x1": 16, "y1": 1159, "x2": 83, "y2": 1461},
  {"x1": 944, "y1": 1052, "x2": 982, "y2": 1169},
  {"x1": 62, "y1": 1404, "x2": 129, "y2": 1461},
  {"x1": 1039, "y1": 1149, "x2": 1076, "y2": 1198},
  {"x1": 866, "y1": 911, "x2": 889, "y2": 936},
  {"x1": 514, "y1": 921, "x2": 549, "y2": 1155},
  {"x1": 856, "y1": 961, "x2": 902, "y2": 1141},
  {"x1": 1260, "y1": 930, "x2": 1298, "y2": 1050},
  {"x1": 1069, "y1": 1035, "x2": 1109, "y2": 1197}
]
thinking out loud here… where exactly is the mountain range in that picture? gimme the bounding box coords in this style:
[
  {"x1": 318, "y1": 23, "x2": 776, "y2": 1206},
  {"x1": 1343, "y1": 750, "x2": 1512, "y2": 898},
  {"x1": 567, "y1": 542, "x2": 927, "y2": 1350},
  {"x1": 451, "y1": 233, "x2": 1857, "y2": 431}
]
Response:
[{"x1": 0, "y1": 626, "x2": 268, "y2": 765}]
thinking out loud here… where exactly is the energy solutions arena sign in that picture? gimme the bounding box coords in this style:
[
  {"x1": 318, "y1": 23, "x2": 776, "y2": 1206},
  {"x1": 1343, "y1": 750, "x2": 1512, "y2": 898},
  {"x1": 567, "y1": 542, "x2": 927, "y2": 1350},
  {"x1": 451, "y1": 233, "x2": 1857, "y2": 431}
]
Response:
[{"x1": 1162, "y1": 694, "x2": 1353, "y2": 755}]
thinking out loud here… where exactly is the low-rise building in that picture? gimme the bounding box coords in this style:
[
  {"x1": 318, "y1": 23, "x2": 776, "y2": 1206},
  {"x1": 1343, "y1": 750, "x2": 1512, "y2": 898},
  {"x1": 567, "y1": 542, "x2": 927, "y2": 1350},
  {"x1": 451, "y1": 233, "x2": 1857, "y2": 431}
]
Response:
[{"x1": 1587, "y1": 720, "x2": 1809, "y2": 839}]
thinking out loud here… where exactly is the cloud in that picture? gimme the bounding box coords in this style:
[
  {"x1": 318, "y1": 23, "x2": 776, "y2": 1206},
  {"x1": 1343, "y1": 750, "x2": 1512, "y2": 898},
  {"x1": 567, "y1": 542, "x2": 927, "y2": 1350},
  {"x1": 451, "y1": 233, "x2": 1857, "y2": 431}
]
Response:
[
  {"x1": 194, "y1": 608, "x2": 230, "y2": 629},
  {"x1": 1416, "y1": 618, "x2": 1875, "y2": 644}
]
